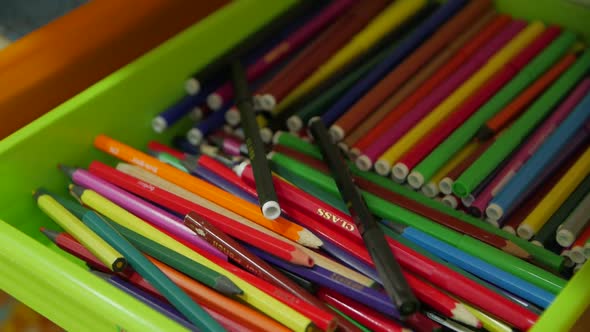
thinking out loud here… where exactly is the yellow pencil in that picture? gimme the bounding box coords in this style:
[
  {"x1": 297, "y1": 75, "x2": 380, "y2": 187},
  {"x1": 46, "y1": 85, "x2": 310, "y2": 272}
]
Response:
[
  {"x1": 33, "y1": 188, "x2": 127, "y2": 272},
  {"x1": 116, "y1": 162, "x2": 376, "y2": 287},
  {"x1": 463, "y1": 303, "x2": 512, "y2": 332},
  {"x1": 270, "y1": 0, "x2": 427, "y2": 116},
  {"x1": 71, "y1": 187, "x2": 314, "y2": 332},
  {"x1": 517, "y1": 145, "x2": 590, "y2": 240},
  {"x1": 416, "y1": 140, "x2": 481, "y2": 197},
  {"x1": 378, "y1": 22, "x2": 545, "y2": 176}
]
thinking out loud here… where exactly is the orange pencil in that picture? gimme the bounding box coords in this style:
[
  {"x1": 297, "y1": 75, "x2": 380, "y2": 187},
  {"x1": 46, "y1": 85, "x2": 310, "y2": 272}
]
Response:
[
  {"x1": 352, "y1": 14, "x2": 512, "y2": 155},
  {"x1": 476, "y1": 53, "x2": 577, "y2": 140},
  {"x1": 93, "y1": 135, "x2": 322, "y2": 248},
  {"x1": 144, "y1": 258, "x2": 291, "y2": 332}
]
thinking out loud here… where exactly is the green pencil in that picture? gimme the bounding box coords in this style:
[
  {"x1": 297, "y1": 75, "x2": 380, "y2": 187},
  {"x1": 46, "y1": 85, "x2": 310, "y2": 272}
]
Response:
[
  {"x1": 453, "y1": 50, "x2": 590, "y2": 198},
  {"x1": 53, "y1": 195, "x2": 242, "y2": 296},
  {"x1": 272, "y1": 131, "x2": 565, "y2": 271},
  {"x1": 81, "y1": 210, "x2": 225, "y2": 332},
  {"x1": 532, "y1": 174, "x2": 590, "y2": 247},
  {"x1": 268, "y1": 152, "x2": 567, "y2": 294},
  {"x1": 410, "y1": 31, "x2": 577, "y2": 186}
]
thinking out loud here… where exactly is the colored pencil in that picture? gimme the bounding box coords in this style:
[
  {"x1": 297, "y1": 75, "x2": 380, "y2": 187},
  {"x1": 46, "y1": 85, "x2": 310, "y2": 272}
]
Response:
[
  {"x1": 95, "y1": 272, "x2": 199, "y2": 331},
  {"x1": 151, "y1": 92, "x2": 210, "y2": 134},
  {"x1": 388, "y1": 222, "x2": 555, "y2": 308},
  {"x1": 184, "y1": 0, "x2": 320, "y2": 94},
  {"x1": 518, "y1": 145, "x2": 590, "y2": 239},
  {"x1": 410, "y1": 31, "x2": 577, "y2": 188},
  {"x1": 143, "y1": 259, "x2": 293, "y2": 332},
  {"x1": 187, "y1": 163, "x2": 259, "y2": 204},
  {"x1": 461, "y1": 303, "x2": 513, "y2": 332},
  {"x1": 33, "y1": 189, "x2": 127, "y2": 272},
  {"x1": 186, "y1": 103, "x2": 232, "y2": 146},
  {"x1": 359, "y1": 18, "x2": 526, "y2": 174},
  {"x1": 494, "y1": 153, "x2": 574, "y2": 231},
  {"x1": 275, "y1": 0, "x2": 429, "y2": 113},
  {"x1": 206, "y1": 0, "x2": 355, "y2": 109},
  {"x1": 320, "y1": 0, "x2": 469, "y2": 132},
  {"x1": 377, "y1": 21, "x2": 545, "y2": 178},
  {"x1": 533, "y1": 174, "x2": 590, "y2": 247},
  {"x1": 208, "y1": 134, "x2": 248, "y2": 157},
  {"x1": 41, "y1": 227, "x2": 123, "y2": 275},
  {"x1": 107, "y1": 222, "x2": 243, "y2": 296},
  {"x1": 80, "y1": 209, "x2": 224, "y2": 331},
  {"x1": 148, "y1": 141, "x2": 187, "y2": 160},
  {"x1": 51, "y1": 194, "x2": 242, "y2": 296},
  {"x1": 230, "y1": 59, "x2": 281, "y2": 219},
  {"x1": 269, "y1": 151, "x2": 566, "y2": 296},
  {"x1": 331, "y1": 0, "x2": 491, "y2": 141},
  {"x1": 62, "y1": 166, "x2": 225, "y2": 260},
  {"x1": 556, "y1": 191, "x2": 590, "y2": 247},
  {"x1": 420, "y1": 141, "x2": 481, "y2": 197},
  {"x1": 271, "y1": 132, "x2": 564, "y2": 270},
  {"x1": 270, "y1": 138, "x2": 531, "y2": 257},
  {"x1": 570, "y1": 223, "x2": 590, "y2": 263},
  {"x1": 453, "y1": 50, "x2": 590, "y2": 198},
  {"x1": 253, "y1": 0, "x2": 390, "y2": 110},
  {"x1": 471, "y1": 78, "x2": 590, "y2": 216},
  {"x1": 477, "y1": 54, "x2": 577, "y2": 140},
  {"x1": 392, "y1": 27, "x2": 561, "y2": 181},
  {"x1": 69, "y1": 185, "x2": 314, "y2": 332},
  {"x1": 343, "y1": 10, "x2": 497, "y2": 154},
  {"x1": 116, "y1": 162, "x2": 374, "y2": 287},
  {"x1": 486, "y1": 84, "x2": 590, "y2": 221},
  {"x1": 93, "y1": 134, "x2": 321, "y2": 247},
  {"x1": 183, "y1": 212, "x2": 339, "y2": 332},
  {"x1": 317, "y1": 288, "x2": 410, "y2": 332},
  {"x1": 88, "y1": 161, "x2": 312, "y2": 266},
  {"x1": 309, "y1": 119, "x2": 418, "y2": 316},
  {"x1": 352, "y1": 13, "x2": 512, "y2": 161},
  {"x1": 285, "y1": 38, "x2": 401, "y2": 133}
]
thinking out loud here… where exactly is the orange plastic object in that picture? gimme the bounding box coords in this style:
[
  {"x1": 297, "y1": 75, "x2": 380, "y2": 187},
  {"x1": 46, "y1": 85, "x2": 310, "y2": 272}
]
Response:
[{"x1": 0, "y1": 0, "x2": 228, "y2": 139}]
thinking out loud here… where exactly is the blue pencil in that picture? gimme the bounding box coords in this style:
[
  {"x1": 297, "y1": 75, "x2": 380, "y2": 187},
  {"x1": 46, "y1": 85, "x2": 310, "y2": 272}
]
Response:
[
  {"x1": 186, "y1": 103, "x2": 232, "y2": 146},
  {"x1": 318, "y1": 0, "x2": 466, "y2": 129},
  {"x1": 81, "y1": 210, "x2": 225, "y2": 332},
  {"x1": 246, "y1": 244, "x2": 401, "y2": 320},
  {"x1": 488, "y1": 92, "x2": 590, "y2": 223},
  {"x1": 389, "y1": 222, "x2": 555, "y2": 308}
]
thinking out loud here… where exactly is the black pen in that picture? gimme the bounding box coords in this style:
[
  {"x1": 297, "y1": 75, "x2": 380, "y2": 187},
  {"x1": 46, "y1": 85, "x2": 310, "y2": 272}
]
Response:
[
  {"x1": 231, "y1": 59, "x2": 281, "y2": 220},
  {"x1": 308, "y1": 117, "x2": 419, "y2": 317}
]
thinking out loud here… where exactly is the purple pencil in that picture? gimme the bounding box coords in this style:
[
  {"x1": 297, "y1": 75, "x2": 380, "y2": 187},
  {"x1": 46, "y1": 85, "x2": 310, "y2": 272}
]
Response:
[
  {"x1": 60, "y1": 166, "x2": 226, "y2": 260},
  {"x1": 363, "y1": 20, "x2": 527, "y2": 174},
  {"x1": 471, "y1": 79, "x2": 590, "y2": 217},
  {"x1": 245, "y1": 244, "x2": 402, "y2": 320},
  {"x1": 206, "y1": 0, "x2": 355, "y2": 110}
]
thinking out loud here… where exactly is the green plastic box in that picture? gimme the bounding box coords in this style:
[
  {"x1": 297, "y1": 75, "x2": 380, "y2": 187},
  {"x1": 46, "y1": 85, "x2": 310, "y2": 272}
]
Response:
[{"x1": 0, "y1": 0, "x2": 589, "y2": 331}]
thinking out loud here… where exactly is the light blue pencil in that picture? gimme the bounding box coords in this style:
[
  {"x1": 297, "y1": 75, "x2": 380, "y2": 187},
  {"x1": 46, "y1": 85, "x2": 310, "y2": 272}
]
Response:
[
  {"x1": 487, "y1": 92, "x2": 590, "y2": 222},
  {"x1": 388, "y1": 221, "x2": 555, "y2": 308}
]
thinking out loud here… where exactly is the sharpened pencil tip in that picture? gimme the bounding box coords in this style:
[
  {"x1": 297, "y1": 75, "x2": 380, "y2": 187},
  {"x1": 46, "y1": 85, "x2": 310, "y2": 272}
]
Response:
[
  {"x1": 39, "y1": 227, "x2": 59, "y2": 242},
  {"x1": 58, "y1": 164, "x2": 77, "y2": 178},
  {"x1": 69, "y1": 184, "x2": 85, "y2": 199},
  {"x1": 504, "y1": 241, "x2": 532, "y2": 261},
  {"x1": 214, "y1": 276, "x2": 244, "y2": 296},
  {"x1": 32, "y1": 187, "x2": 49, "y2": 201}
]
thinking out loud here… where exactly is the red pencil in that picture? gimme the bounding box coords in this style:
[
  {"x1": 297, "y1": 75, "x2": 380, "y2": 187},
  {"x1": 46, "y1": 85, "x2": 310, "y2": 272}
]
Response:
[
  {"x1": 147, "y1": 141, "x2": 186, "y2": 160},
  {"x1": 317, "y1": 288, "x2": 410, "y2": 332},
  {"x1": 352, "y1": 14, "x2": 512, "y2": 154},
  {"x1": 88, "y1": 160, "x2": 313, "y2": 267},
  {"x1": 393, "y1": 27, "x2": 561, "y2": 175}
]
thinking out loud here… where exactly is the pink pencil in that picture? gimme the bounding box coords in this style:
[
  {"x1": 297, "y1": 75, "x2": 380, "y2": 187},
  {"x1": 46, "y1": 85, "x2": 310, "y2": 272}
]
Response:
[
  {"x1": 361, "y1": 20, "x2": 526, "y2": 167},
  {"x1": 206, "y1": 0, "x2": 355, "y2": 110},
  {"x1": 62, "y1": 166, "x2": 227, "y2": 261},
  {"x1": 470, "y1": 78, "x2": 590, "y2": 215},
  {"x1": 394, "y1": 27, "x2": 560, "y2": 179}
]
